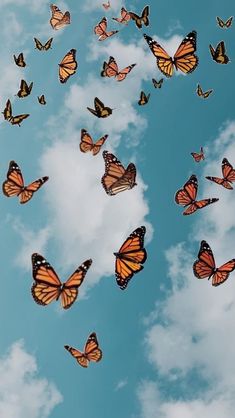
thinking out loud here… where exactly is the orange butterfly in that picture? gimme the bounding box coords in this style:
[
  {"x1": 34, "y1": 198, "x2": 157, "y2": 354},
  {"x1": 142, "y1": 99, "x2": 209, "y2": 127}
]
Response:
[
  {"x1": 102, "y1": 1, "x2": 110, "y2": 10},
  {"x1": 59, "y1": 49, "x2": 77, "y2": 83},
  {"x1": 175, "y1": 174, "x2": 218, "y2": 215},
  {"x1": 101, "y1": 56, "x2": 136, "y2": 81},
  {"x1": 80, "y1": 129, "x2": 108, "y2": 155},
  {"x1": 64, "y1": 333, "x2": 102, "y2": 367},
  {"x1": 114, "y1": 226, "x2": 147, "y2": 289},
  {"x1": 2, "y1": 161, "x2": 48, "y2": 204},
  {"x1": 31, "y1": 253, "x2": 92, "y2": 309},
  {"x1": 144, "y1": 31, "x2": 198, "y2": 78},
  {"x1": 102, "y1": 151, "x2": 137, "y2": 195},
  {"x1": 191, "y1": 147, "x2": 205, "y2": 162},
  {"x1": 94, "y1": 17, "x2": 118, "y2": 41},
  {"x1": 112, "y1": 7, "x2": 131, "y2": 24},
  {"x1": 50, "y1": 4, "x2": 70, "y2": 30},
  {"x1": 193, "y1": 240, "x2": 235, "y2": 286},
  {"x1": 206, "y1": 158, "x2": 235, "y2": 189}
]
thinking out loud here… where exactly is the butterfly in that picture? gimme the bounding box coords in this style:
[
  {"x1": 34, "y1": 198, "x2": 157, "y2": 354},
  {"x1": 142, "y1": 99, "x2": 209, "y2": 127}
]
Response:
[
  {"x1": 152, "y1": 78, "x2": 164, "y2": 88},
  {"x1": 80, "y1": 129, "x2": 108, "y2": 155},
  {"x1": 196, "y1": 84, "x2": 213, "y2": 99},
  {"x1": 59, "y1": 49, "x2": 77, "y2": 83},
  {"x1": 216, "y1": 16, "x2": 233, "y2": 29},
  {"x1": 50, "y1": 4, "x2": 70, "y2": 30},
  {"x1": 38, "y1": 95, "x2": 46, "y2": 105},
  {"x1": 175, "y1": 174, "x2": 219, "y2": 215},
  {"x1": 101, "y1": 150, "x2": 137, "y2": 195},
  {"x1": 64, "y1": 333, "x2": 102, "y2": 367},
  {"x1": 2, "y1": 161, "x2": 48, "y2": 204},
  {"x1": 144, "y1": 31, "x2": 198, "y2": 78},
  {"x1": 16, "y1": 79, "x2": 33, "y2": 98},
  {"x1": 206, "y1": 158, "x2": 235, "y2": 190},
  {"x1": 2, "y1": 99, "x2": 29, "y2": 126},
  {"x1": 129, "y1": 5, "x2": 149, "y2": 29},
  {"x1": 138, "y1": 91, "x2": 150, "y2": 105},
  {"x1": 193, "y1": 240, "x2": 235, "y2": 286},
  {"x1": 87, "y1": 97, "x2": 113, "y2": 118},
  {"x1": 101, "y1": 56, "x2": 136, "y2": 81},
  {"x1": 209, "y1": 41, "x2": 230, "y2": 64},
  {"x1": 13, "y1": 53, "x2": 26, "y2": 67},
  {"x1": 191, "y1": 147, "x2": 205, "y2": 162},
  {"x1": 114, "y1": 226, "x2": 147, "y2": 290},
  {"x1": 34, "y1": 37, "x2": 53, "y2": 51},
  {"x1": 102, "y1": 1, "x2": 110, "y2": 10},
  {"x1": 31, "y1": 253, "x2": 92, "y2": 309},
  {"x1": 112, "y1": 7, "x2": 131, "y2": 24},
  {"x1": 94, "y1": 17, "x2": 118, "y2": 41}
]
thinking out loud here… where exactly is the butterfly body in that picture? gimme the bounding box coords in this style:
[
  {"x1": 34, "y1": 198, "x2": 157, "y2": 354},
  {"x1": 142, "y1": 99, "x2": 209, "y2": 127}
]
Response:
[
  {"x1": 50, "y1": 4, "x2": 70, "y2": 30},
  {"x1": 94, "y1": 17, "x2": 118, "y2": 41},
  {"x1": 102, "y1": 151, "x2": 136, "y2": 195},
  {"x1": 13, "y1": 53, "x2": 26, "y2": 67},
  {"x1": 209, "y1": 41, "x2": 229, "y2": 64},
  {"x1": 34, "y1": 38, "x2": 53, "y2": 51},
  {"x1": 17, "y1": 79, "x2": 33, "y2": 98},
  {"x1": 101, "y1": 56, "x2": 136, "y2": 81},
  {"x1": 129, "y1": 5, "x2": 149, "y2": 29},
  {"x1": 87, "y1": 97, "x2": 113, "y2": 118},
  {"x1": 206, "y1": 158, "x2": 235, "y2": 189},
  {"x1": 64, "y1": 332, "x2": 102, "y2": 367}
]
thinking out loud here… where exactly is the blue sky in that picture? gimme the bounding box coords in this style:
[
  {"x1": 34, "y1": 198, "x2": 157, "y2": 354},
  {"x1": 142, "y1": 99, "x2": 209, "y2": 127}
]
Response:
[{"x1": 0, "y1": 1, "x2": 235, "y2": 417}]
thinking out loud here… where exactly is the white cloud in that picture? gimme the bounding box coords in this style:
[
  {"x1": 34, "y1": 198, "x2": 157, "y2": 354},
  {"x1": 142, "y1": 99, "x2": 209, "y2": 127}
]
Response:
[
  {"x1": 115, "y1": 378, "x2": 128, "y2": 391},
  {"x1": 0, "y1": 340, "x2": 62, "y2": 418}
]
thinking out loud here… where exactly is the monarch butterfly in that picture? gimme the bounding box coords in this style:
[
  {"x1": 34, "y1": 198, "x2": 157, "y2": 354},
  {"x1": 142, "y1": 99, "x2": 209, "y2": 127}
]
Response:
[
  {"x1": 175, "y1": 174, "x2": 219, "y2": 215},
  {"x1": 152, "y1": 78, "x2": 163, "y2": 88},
  {"x1": 59, "y1": 49, "x2": 77, "y2": 83},
  {"x1": 2, "y1": 161, "x2": 48, "y2": 204},
  {"x1": 80, "y1": 129, "x2": 108, "y2": 155},
  {"x1": 209, "y1": 41, "x2": 229, "y2": 64},
  {"x1": 191, "y1": 147, "x2": 205, "y2": 162},
  {"x1": 193, "y1": 240, "x2": 235, "y2": 286},
  {"x1": 13, "y1": 53, "x2": 26, "y2": 67},
  {"x1": 31, "y1": 253, "x2": 92, "y2": 309},
  {"x1": 101, "y1": 56, "x2": 136, "y2": 81},
  {"x1": 94, "y1": 17, "x2": 118, "y2": 41},
  {"x1": 16, "y1": 79, "x2": 33, "y2": 98},
  {"x1": 216, "y1": 16, "x2": 233, "y2": 28},
  {"x1": 101, "y1": 150, "x2": 137, "y2": 195},
  {"x1": 206, "y1": 158, "x2": 235, "y2": 189},
  {"x1": 112, "y1": 7, "x2": 131, "y2": 24},
  {"x1": 64, "y1": 332, "x2": 102, "y2": 367},
  {"x1": 196, "y1": 84, "x2": 213, "y2": 99},
  {"x1": 114, "y1": 226, "x2": 147, "y2": 289},
  {"x1": 129, "y1": 5, "x2": 149, "y2": 29},
  {"x1": 102, "y1": 0, "x2": 110, "y2": 10},
  {"x1": 50, "y1": 4, "x2": 70, "y2": 30},
  {"x1": 144, "y1": 31, "x2": 198, "y2": 78},
  {"x1": 34, "y1": 37, "x2": 53, "y2": 51},
  {"x1": 87, "y1": 97, "x2": 113, "y2": 118},
  {"x1": 2, "y1": 99, "x2": 29, "y2": 126},
  {"x1": 138, "y1": 91, "x2": 150, "y2": 105},
  {"x1": 38, "y1": 95, "x2": 46, "y2": 105}
]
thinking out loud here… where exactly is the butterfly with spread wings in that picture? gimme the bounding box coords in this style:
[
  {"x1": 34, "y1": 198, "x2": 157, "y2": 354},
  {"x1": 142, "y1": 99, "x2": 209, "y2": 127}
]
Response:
[
  {"x1": 59, "y1": 49, "x2": 77, "y2": 83},
  {"x1": 16, "y1": 80, "x2": 33, "y2": 98},
  {"x1": 65, "y1": 333, "x2": 102, "y2": 367},
  {"x1": 2, "y1": 99, "x2": 29, "y2": 126},
  {"x1": 102, "y1": 1, "x2": 110, "y2": 10},
  {"x1": 94, "y1": 17, "x2": 118, "y2": 41},
  {"x1": 101, "y1": 151, "x2": 136, "y2": 195},
  {"x1": 175, "y1": 174, "x2": 219, "y2": 215},
  {"x1": 80, "y1": 129, "x2": 108, "y2": 155},
  {"x1": 38, "y1": 95, "x2": 46, "y2": 105},
  {"x1": 129, "y1": 5, "x2": 149, "y2": 29},
  {"x1": 209, "y1": 41, "x2": 230, "y2": 64},
  {"x1": 193, "y1": 241, "x2": 235, "y2": 286},
  {"x1": 114, "y1": 226, "x2": 147, "y2": 290},
  {"x1": 50, "y1": 4, "x2": 70, "y2": 30},
  {"x1": 191, "y1": 147, "x2": 205, "y2": 162},
  {"x1": 152, "y1": 78, "x2": 163, "y2": 88},
  {"x1": 31, "y1": 253, "x2": 92, "y2": 309},
  {"x1": 216, "y1": 16, "x2": 233, "y2": 28},
  {"x1": 196, "y1": 84, "x2": 213, "y2": 98},
  {"x1": 101, "y1": 56, "x2": 136, "y2": 81},
  {"x1": 13, "y1": 53, "x2": 26, "y2": 67},
  {"x1": 206, "y1": 158, "x2": 235, "y2": 189},
  {"x1": 112, "y1": 7, "x2": 131, "y2": 24},
  {"x1": 138, "y1": 91, "x2": 150, "y2": 105},
  {"x1": 144, "y1": 31, "x2": 198, "y2": 78},
  {"x1": 87, "y1": 97, "x2": 113, "y2": 118},
  {"x1": 2, "y1": 161, "x2": 48, "y2": 204},
  {"x1": 34, "y1": 37, "x2": 53, "y2": 51}
]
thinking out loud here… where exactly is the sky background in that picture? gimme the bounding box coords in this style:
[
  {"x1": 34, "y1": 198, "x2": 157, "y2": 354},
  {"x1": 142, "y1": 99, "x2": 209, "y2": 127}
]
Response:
[{"x1": 0, "y1": 0, "x2": 235, "y2": 417}]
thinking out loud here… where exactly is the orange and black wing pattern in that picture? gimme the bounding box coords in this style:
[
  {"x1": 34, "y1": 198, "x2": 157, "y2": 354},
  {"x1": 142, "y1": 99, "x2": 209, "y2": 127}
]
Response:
[
  {"x1": 101, "y1": 56, "x2": 136, "y2": 81},
  {"x1": 112, "y1": 8, "x2": 131, "y2": 24},
  {"x1": 13, "y1": 53, "x2": 26, "y2": 67},
  {"x1": 94, "y1": 17, "x2": 118, "y2": 41},
  {"x1": 64, "y1": 332, "x2": 102, "y2": 368},
  {"x1": 209, "y1": 41, "x2": 230, "y2": 64},
  {"x1": 114, "y1": 226, "x2": 147, "y2": 289},
  {"x1": 191, "y1": 147, "x2": 205, "y2": 162},
  {"x1": 129, "y1": 5, "x2": 149, "y2": 29},
  {"x1": 59, "y1": 49, "x2": 77, "y2": 83},
  {"x1": 101, "y1": 151, "x2": 137, "y2": 195},
  {"x1": 80, "y1": 129, "x2": 108, "y2": 155},
  {"x1": 206, "y1": 158, "x2": 235, "y2": 189},
  {"x1": 196, "y1": 84, "x2": 213, "y2": 98},
  {"x1": 216, "y1": 16, "x2": 233, "y2": 28},
  {"x1": 50, "y1": 4, "x2": 70, "y2": 30}
]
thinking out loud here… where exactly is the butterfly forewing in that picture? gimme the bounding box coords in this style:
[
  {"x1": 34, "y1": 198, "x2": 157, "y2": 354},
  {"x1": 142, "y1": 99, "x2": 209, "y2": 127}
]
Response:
[
  {"x1": 59, "y1": 49, "x2": 77, "y2": 83},
  {"x1": 101, "y1": 151, "x2": 136, "y2": 195},
  {"x1": 50, "y1": 4, "x2": 70, "y2": 30},
  {"x1": 65, "y1": 333, "x2": 102, "y2": 367}
]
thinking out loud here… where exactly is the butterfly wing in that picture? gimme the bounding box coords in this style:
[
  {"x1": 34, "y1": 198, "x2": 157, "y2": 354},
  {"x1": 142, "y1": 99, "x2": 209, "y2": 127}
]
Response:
[
  {"x1": 79, "y1": 129, "x2": 94, "y2": 153},
  {"x1": 101, "y1": 151, "x2": 136, "y2": 195},
  {"x1": 196, "y1": 84, "x2": 213, "y2": 98},
  {"x1": 210, "y1": 41, "x2": 229, "y2": 64},
  {"x1": 143, "y1": 34, "x2": 173, "y2": 77},
  {"x1": 92, "y1": 135, "x2": 108, "y2": 156},
  {"x1": 59, "y1": 49, "x2": 77, "y2": 83},
  {"x1": 183, "y1": 198, "x2": 218, "y2": 215},
  {"x1": 116, "y1": 63, "x2": 136, "y2": 81},
  {"x1": 175, "y1": 174, "x2": 198, "y2": 207},
  {"x1": 14, "y1": 53, "x2": 26, "y2": 67},
  {"x1": 152, "y1": 78, "x2": 163, "y2": 88},
  {"x1": 94, "y1": 97, "x2": 105, "y2": 116},
  {"x1": 193, "y1": 240, "x2": 216, "y2": 279},
  {"x1": 141, "y1": 5, "x2": 149, "y2": 26},
  {"x1": 112, "y1": 8, "x2": 131, "y2": 24},
  {"x1": 94, "y1": 17, "x2": 111, "y2": 40},
  {"x1": 138, "y1": 91, "x2": 147, "y2": 105},
  {"x1": 64, "y1": 345, "x2": 88, "y2": 367},
  {"x1": 222, "y1": 158, "x2": 235, "y2": 184},
  {"x1": 84, "y1": 333, "x2": 102, "y2": 363},
  {"x1": 173, "y1": 31, "x2": 198, "y2": 74},
  {"x1": 38, "y1": 95, "x2": 46, "y2": 105},
  {"x1": 34, "y1": 38, "x2": 43, "y2": 50},
  {"x1": 2, "y1": 161, "x2": 24, "y2": 198},
  {"x1": 3, "y1": 99, "x2": 12, "y2": 120},
  {"x1": 17, "y1": 80, "x2": 32, "y2": 98},
  {"x1": 191, "y1": 147, "x2": 204, "y2": 162},
  {"x1": 60, "y1": 259, "x2": 92, "y2": 309},
  {"x1": 87, "y1": 107, "x2": 98, "y2": 117},
  {"x1": 130, "y1": 6, "x2": 149, "y2": 28},
  {"x1": 44, "y1": 38, "x2": 53, "y2": 50},
  {"x1": 101, "y1": 56, "x2": 118, "y2": 77},
  {"x1": 10, "y1": 114, "x2": 30, "y2": 126},
  {"x1": 20, "y1": 176, "x2": 49, "y2": 204},
  {"x1": 50, "y1": 4, "x2": 70, "y2": 30},
  {"x1": 212, "y1": 260, "x2": 235, "y2": 286},
  {"x1": 225, "y1": 16, "x2": 233, "y2": 27}
]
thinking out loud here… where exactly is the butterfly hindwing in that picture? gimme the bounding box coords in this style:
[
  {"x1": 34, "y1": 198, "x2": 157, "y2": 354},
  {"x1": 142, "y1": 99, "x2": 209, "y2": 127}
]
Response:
[
  {"x1": 50, "y1": 4, "x2": 70, "y2": 30},
  {"x1": 64, "y1": 332, "x2": 102, "y2": 367},
  {"x1": 59, "y1": 49, "x2": 77, "y2": 83}
]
